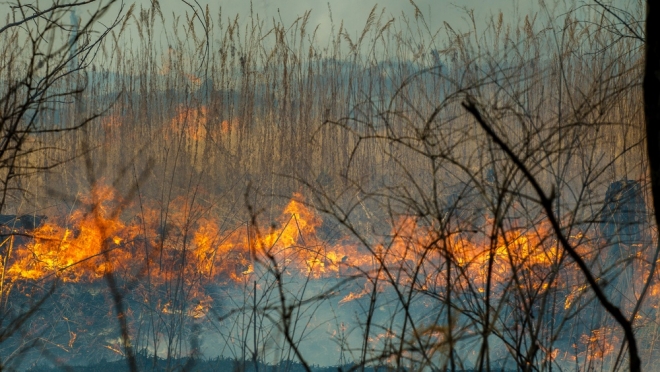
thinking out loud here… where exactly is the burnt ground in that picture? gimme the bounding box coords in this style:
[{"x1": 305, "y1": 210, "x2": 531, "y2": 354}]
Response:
[{"x1": 25, "y1": 355, "x2": 513, "y2": 372}]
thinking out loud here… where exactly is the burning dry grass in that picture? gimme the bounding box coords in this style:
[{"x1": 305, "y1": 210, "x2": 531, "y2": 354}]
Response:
[
  {"x1": 0, "y1": 180, "x2": 655, "y2": 368},
  {"x1": 0, "y1": 0, "x2": 655, "y2": 370}
]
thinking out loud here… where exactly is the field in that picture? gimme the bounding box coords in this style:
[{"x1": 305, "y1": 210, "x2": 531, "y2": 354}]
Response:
[{"x1": 0, "y1": 1, "x2": 655, "y2": 371}]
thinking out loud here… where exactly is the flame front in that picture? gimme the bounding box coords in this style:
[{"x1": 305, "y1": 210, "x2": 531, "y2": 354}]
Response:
[
  {"x1": 0, "y1": 183, "x2": 645, "y2": 367},
  {"x1": 0, "y1": 184, "x2": 614, "y2": 304}
]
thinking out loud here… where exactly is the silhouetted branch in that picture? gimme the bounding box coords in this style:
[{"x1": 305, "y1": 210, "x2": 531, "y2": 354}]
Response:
[{"x1": 462, "y1": 95, "x2": 641, "y2": 372}]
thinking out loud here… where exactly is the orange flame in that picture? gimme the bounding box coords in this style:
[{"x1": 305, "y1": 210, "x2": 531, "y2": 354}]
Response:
[{"x1": 1, "y1": 182, "x2": 650, "y2": 368}]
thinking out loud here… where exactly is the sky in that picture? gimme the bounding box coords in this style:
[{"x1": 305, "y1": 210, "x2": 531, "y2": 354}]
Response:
[
  {"x1": 0, "y1": 0, "x2": 544, "y2": 64},
  {"x1": 145, "y1": 0, "x2": 536, "y2": 43},
  {"x1": 2, "y1": 0, "x2": 602, "y2": 75},
  {"x1": 3, "y1": 1, "x2": 639, "y2": 48}
]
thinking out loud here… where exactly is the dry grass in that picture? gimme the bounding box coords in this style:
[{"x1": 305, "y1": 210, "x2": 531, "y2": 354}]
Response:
[{"x1": 0, "y1": 1, "x2": 654, "y2": 370}]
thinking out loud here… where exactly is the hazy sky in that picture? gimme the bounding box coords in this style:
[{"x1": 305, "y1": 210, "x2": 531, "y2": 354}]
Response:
[
  {"x1": 1, "y1": 0, "x2": 544, "y2": 72},
  {"x1": 1, "y1": 1, "x2": 540, "y2": 54},
  {"x1": 149, "y1": 0, "x2": 536, "y2": 42}
]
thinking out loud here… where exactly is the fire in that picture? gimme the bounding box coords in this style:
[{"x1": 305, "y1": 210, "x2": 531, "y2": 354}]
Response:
[
  {"x1": 1, "y1": 187, "x2": 356, "y2": 289},
  {"x1": 339, "y1": 281, "x2": 372, "y2": 304},
  {"x1": 0, "y1": 182, "x2": 648, "y2": 368},
  {"x1": 0, "y1": 185, "x2": 585, "y2": 298},
  {"x1": 578, "y1": 327, "x2": 618, "y2": 360},
  {"x1": 33, "y1": 187, "x2": 125, "y2": 278},
  {"x1": 167, "y1": 105, "x2": 238, "y2": 142},
  {"x1": 170, "y1": 105, "x2": 209, "y2": 141}
]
